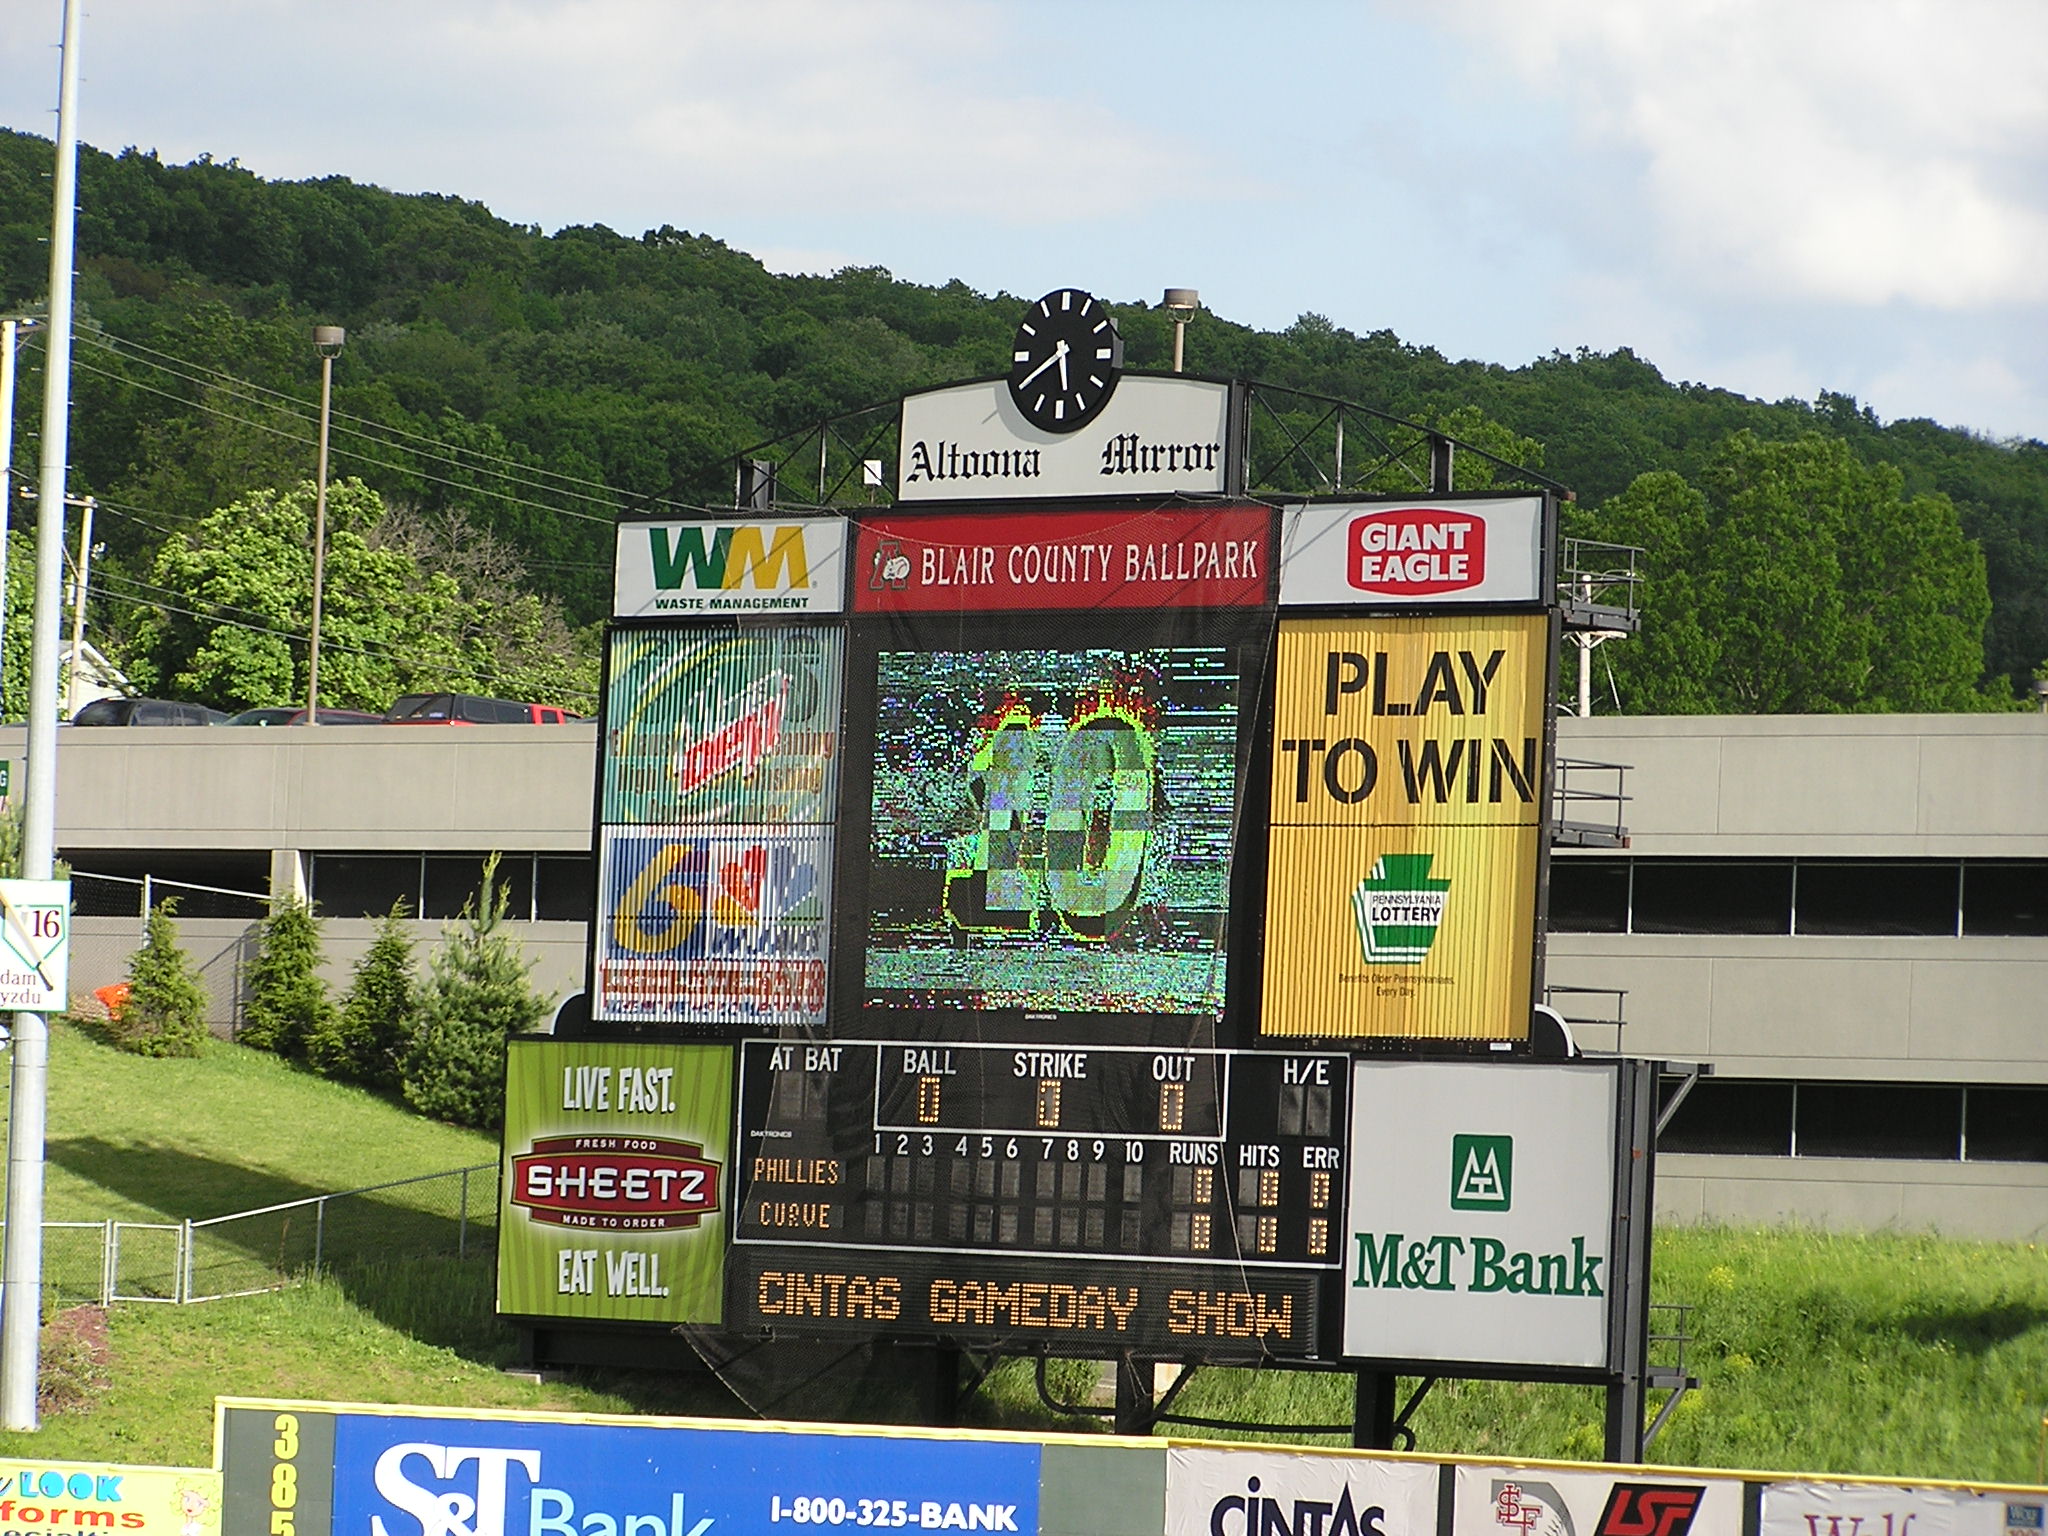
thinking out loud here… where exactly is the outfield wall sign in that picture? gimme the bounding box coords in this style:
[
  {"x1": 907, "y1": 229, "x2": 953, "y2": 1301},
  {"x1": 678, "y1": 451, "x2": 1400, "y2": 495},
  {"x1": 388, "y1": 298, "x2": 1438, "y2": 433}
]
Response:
[
  {"x1": 0, "y1": 877, "x2": 70, "y2": 1012},
  {"x1": 1280, "y1": 498, "x2": 1550, "y2": 607},
  {"x1": 0, "y1": 1460, "x2": 219, "y2": 1536},
  {"x1": 1762, "y1": 1483, "x2": 2046, "y2": 1536},
  {"x1": 1344, "y1": 1061, "x2": 1619, "y2": 1368},
  {"x1": 215, "y1": 1401, "x2": 1127, "y2": 1536},
  {"x1": 897, "y1": 376, "x2": 1234, "y2": 502},
  {"x1": 614, "y1": 518, "x2": 847, "y2": 617},
  {"x1": 1165, "y1": 1447, "x2": 1438, "y2": 1536},
  {"x1": 1452, "y1": 1466, "x2": 1742, "y2": 1536}
]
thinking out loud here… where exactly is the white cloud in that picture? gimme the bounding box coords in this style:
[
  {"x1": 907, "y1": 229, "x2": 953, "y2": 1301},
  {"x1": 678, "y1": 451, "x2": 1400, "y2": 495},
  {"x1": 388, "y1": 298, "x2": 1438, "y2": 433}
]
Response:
[
  {"x1": 1436, "y1": 0, "x2": 2048, "y2": 309},
  {"x1": 378, "y1": 0, "x2": 1235, "y2": 225},
  {"x1": 1863, "y1": 347, "x2": 2048, "y2": 439}
]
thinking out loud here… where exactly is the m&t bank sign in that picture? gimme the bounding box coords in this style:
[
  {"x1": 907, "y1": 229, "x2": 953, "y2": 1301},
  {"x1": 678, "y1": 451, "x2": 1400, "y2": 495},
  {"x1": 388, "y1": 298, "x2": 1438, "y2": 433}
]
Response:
[
  {"x1": 1342, "y1": 1061, "x2": 1620, "y2": 1370},
  {"x1": 615, "y1": 519, "x2": 847, "y2": 617}
]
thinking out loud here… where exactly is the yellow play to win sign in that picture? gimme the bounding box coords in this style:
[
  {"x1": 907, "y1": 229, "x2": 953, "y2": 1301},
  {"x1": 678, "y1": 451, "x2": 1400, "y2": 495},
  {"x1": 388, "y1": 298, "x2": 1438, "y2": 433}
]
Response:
[{"x1": 1261, "y1": 613, "x2": 1551, "y2": 1041}]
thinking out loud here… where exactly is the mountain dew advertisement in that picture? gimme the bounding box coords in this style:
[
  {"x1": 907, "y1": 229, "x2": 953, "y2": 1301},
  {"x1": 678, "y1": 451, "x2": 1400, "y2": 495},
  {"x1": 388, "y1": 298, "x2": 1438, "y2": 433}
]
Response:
[{"x1": 1260, "y1": 614, "x2": 1550, "y2": 1041}]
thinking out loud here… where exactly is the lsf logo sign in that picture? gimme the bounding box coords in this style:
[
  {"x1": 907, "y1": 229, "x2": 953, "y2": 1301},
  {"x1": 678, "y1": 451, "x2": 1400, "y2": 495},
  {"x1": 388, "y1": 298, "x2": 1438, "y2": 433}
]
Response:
[
  {"x1": 1595, "y1": 1486, "x2": 1705, "y2": 1536},
  {"x1": 1451, "y1": 1133, "x2": 1512, "y2": 1211}
]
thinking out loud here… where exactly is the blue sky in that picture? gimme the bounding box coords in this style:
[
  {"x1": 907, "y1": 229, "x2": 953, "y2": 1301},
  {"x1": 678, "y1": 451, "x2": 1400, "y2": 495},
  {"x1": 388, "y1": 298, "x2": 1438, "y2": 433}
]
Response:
[{"x1": 5, "y1": 0, "x2": 2045, "y2": 441}]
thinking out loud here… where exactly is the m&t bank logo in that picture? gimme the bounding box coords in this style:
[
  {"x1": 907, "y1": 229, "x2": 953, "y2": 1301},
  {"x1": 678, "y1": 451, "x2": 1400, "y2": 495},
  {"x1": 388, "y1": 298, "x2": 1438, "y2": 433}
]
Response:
[
  {"x1": 1351, "y1": 852, "x2": 1449, "y2": 965},
  {"x1": 1451, "y1": 1134, "x2": 1513, "y2": 1211},
  {"x1": 649, "y1": 525, "x2": 810, "y2": 596}
]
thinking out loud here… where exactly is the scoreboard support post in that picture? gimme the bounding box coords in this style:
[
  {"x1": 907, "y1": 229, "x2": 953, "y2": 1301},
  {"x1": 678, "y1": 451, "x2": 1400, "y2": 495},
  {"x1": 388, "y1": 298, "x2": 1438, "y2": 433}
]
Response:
[
  {"x1": 1112, "y1": 1356, "x2": 1154, "y2": 1437},
  {"x1": 1352, "y1": 1371, "x2": 1397, "y2": 1450},
  {"x1": 1602, "y1": 1057, "x2": 1660, "y2": 1464}
]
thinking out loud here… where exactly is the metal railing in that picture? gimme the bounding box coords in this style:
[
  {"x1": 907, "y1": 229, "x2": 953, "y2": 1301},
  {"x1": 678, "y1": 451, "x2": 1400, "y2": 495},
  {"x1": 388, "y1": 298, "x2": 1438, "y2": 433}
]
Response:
[
  {"x1": 70, "y1": 870, "x2": 270, "y2": 920},
  {"x1": 1552, "y1": 756, "x2": 1631, "y2": 846},
  {"x1": 6, "y1": 1163, "x2": 498, "y2": 1306},
  {"x1": 185, "y1": 1162, "x2": 498, "y2": 1302}
]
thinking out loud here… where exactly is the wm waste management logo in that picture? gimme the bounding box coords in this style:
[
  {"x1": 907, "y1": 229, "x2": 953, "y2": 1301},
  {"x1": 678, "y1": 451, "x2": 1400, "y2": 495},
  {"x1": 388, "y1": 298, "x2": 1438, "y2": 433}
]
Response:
[
  {"x1": 1351, "y1": 852, "x2": 1449, "y2": 964},
  {"x1": 614, "y1": 518, "x2": 846, "y2": 617},
  {"x1": 1451, "y1": 1134, "x2": 1512, "y2": 1211}
]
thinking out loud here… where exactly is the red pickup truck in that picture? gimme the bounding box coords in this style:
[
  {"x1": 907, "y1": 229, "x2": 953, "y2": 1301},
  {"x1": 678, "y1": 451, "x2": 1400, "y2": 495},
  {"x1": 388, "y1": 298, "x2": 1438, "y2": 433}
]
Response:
[{"x1": 382, "y1": 693, "x2": 575, "y2": 725}]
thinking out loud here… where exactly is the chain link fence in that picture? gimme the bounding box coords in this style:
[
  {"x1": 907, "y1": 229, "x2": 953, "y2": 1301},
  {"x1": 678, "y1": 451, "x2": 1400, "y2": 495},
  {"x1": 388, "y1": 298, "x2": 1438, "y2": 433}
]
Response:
[
  {"x1": 7, "y1": 1164, "x2": 498, "y2": 1307},
  {"x1": 186, "y1": 1163, "x2": 499, "y2": 1302},
  {"x1": 68, "y1": 870, "x2": 270, "y2": 1034}
]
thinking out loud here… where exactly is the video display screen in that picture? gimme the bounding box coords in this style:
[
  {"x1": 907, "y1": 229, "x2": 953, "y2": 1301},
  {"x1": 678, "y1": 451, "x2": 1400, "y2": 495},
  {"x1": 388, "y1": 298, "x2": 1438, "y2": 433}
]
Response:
[
  {"x1": 860, "y1": 641, "x2": 1243, "y2": 1016},
  {"x1": 595, "y1": 827, "x2": 830, "y2": 1026},
  {"x1": 601, "y1": 624, "x2": 841, "y2": 826}
]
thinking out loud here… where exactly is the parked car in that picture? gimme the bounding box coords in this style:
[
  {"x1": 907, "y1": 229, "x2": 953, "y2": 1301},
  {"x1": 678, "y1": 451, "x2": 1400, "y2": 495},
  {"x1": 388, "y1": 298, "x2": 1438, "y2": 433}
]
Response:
[
  {"x1": 382, "y1": 693, "x2": 574, "y2": 725},
  {"x1": 70, "y1": 697, "x2": 228, "y2": 726},
  {"x1": 223, "y1": 706, "x2": 385, "y2": 726}
]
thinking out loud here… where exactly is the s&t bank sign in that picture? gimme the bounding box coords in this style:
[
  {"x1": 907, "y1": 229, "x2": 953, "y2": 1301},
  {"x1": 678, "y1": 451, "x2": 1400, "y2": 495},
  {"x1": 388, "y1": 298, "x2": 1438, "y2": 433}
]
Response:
[
  {"x1": 615, "y1": 519, "x2": 847, "y2": 617},
  {"x1": 322, "y1": 1411, "x2": 1040, "y2": 1536}
]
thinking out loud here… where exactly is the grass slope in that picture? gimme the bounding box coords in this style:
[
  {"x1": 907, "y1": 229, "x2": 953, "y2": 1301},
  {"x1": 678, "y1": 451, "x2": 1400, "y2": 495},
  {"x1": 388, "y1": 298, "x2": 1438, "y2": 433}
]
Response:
[{"x1": 3, "y1": 1022, "x2": 2046, "y2": 1484}]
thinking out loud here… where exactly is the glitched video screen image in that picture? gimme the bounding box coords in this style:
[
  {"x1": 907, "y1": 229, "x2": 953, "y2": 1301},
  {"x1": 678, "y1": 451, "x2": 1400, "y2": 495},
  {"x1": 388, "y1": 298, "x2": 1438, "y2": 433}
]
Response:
[{"x1": 862, "y1": 641, "x2": 1242, "y2": 1015}]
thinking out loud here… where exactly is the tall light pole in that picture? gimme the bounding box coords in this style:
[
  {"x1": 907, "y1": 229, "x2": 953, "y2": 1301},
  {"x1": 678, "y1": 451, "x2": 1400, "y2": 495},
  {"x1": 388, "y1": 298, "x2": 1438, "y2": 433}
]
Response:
[
  {"x1": 0, "y1": 317, "x2": 40, "y2": 717},
  {"x1": 4, "y1": 0, "x2": 83, "y2": 1433},
  {"x1": 1163, "y1": 288, "x2": 1199, "y2": 373},
  {"x1": 306, "y1": 325, "x2": 344, "y2": 724}
]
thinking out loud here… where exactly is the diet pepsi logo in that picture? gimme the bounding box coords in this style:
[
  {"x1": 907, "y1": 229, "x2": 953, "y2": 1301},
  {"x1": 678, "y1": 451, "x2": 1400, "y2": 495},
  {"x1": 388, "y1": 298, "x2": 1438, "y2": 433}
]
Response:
[{"x1": 1347, "y1": 508, "x2": 1485, "y2": 595}]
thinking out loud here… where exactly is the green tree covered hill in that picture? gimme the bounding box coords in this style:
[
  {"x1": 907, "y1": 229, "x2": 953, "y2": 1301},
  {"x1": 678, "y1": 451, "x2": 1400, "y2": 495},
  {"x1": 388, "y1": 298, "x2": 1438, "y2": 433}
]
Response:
[{"x1": 1, "y1": 130, "x2": 2042, "y2": 700}]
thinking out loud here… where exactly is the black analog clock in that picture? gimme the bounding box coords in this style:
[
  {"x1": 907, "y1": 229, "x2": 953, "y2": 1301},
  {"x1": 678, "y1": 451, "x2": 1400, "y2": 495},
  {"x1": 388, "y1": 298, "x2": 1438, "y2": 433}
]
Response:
[{"x1": 1007, "y1": 288, "x2": 1123, "y2": 433}]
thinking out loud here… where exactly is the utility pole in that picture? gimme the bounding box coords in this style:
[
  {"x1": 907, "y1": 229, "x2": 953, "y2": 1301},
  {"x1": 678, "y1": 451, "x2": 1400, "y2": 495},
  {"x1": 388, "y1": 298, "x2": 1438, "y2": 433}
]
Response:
[
  {"x1": 0, "y1": 318, "x2": 41, "y2": 716},
  {"x1": 63, "y1": 495, "x2": 94, "y2": 716},
  {"x1": 306, "y1": 325, "x2": 344, "y2": 724}
]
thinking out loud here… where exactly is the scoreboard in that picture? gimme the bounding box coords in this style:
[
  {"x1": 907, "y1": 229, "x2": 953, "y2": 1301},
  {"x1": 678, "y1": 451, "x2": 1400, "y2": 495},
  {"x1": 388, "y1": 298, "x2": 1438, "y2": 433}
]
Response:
[
  {"x1": 731, "y1": 1040, "x2": 1348, "y2": 1354},
  {"x1": 504, "y1": 486, "x2": 1571, "y2": 1374}
]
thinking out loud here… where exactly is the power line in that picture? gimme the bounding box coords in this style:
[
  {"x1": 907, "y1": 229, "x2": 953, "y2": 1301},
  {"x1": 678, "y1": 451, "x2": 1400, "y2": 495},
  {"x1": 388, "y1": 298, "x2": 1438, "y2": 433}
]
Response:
[
  {"x1": 90, "y1": 573, "x2": 598, "y2": 707},
  {"x1": 69, "y1": 353, "x2": 621, "y2": 527},
  {"x1": 79, "y1": 328, "x2": 631, "y2": 510}
]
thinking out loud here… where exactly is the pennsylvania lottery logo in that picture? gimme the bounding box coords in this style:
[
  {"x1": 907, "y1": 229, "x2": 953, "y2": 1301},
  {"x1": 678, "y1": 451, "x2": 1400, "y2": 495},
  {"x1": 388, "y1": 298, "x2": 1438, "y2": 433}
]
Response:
[{"x1": 1350, "y1": 852, "x2": 1449, "y2": 965}]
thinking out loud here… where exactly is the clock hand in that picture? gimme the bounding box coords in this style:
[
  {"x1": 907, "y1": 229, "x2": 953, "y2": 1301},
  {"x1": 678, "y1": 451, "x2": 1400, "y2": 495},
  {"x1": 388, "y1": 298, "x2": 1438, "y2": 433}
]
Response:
[{"x1": 1016, "y1": 338, "x2": 1069, "y2": 390}]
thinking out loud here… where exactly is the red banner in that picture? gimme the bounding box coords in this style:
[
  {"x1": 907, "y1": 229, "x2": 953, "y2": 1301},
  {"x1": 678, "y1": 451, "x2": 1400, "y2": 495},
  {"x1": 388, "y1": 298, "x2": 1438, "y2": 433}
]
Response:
[{"x1": 852, "y1": 505, "x2": 1273, "y2": 612}]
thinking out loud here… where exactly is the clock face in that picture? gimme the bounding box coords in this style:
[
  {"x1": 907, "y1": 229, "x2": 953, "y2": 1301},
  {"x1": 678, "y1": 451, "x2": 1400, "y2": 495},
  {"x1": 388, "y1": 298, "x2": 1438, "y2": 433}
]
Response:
[{"x1": 1007, "y1": 288, "x2": 1123, "y2": 433}]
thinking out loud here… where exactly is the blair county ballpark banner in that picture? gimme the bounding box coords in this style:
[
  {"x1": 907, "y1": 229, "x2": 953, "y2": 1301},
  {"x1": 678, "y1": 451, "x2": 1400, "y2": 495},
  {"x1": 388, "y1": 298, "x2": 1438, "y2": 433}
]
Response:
[
  {"x1": 1260, "y1": 612, "x2": 1552, "y2": 1041},
  {"x1": 614, "y1": 519, "x2": 847, "y2": 617},
  {"x1": 1165, "y1": 1447, "x2": 1438, "y2": 1536},
  {"x1": 497, "y1": 1038, "x2": 733, "y2": 1325},
  {"x1": 1279, "y1": 498, "x2": 1550, "y2": 608},
  {"x1": 853, "y1": 505, "x2": 1272, "y2": 613},
  {"x1": 1344, "y1": 1062, "x2": 1618, "y2": 1369},
  {"x1": 897, "y1": 376, "x2": 1234, "y2": 503},
  {"x1": 1453, "y1": 1465, "x2": 1741, "y2": 1536}
]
